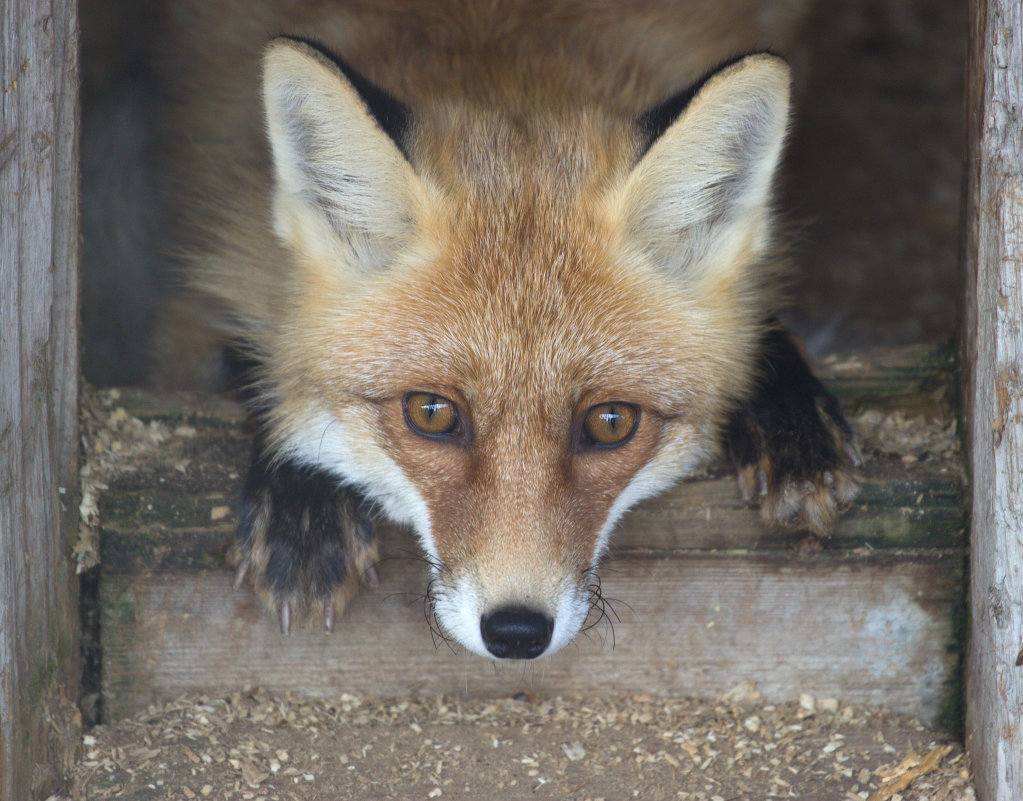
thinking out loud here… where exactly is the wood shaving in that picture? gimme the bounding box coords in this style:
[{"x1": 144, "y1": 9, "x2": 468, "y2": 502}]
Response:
[
  {"x1": 76, "y1": 386, "x2": 242, "y2": 572},
  {"x1": 869, "y1": 745, "x2": 956, "y2": 801},
  {"x1": 852, "y1": 410, "x2": 958, "y2": 462},
  {"x1": 77, "y1": 387, "x2": 173, "y2": 572},
  {"x1": 55, "y1": 688, "x2": 975, "y2": 800}
]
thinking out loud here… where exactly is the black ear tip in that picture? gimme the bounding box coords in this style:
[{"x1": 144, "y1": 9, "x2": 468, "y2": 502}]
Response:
[
  {"x1": 264, "y1": 35, "x2": 413, "y2": 160},
  {"x1": 636, "y1": 50, "x2": 788, "y2": 157}
]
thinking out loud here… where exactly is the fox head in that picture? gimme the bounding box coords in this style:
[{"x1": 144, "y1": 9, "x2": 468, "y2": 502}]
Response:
[{"x1": 256, "y1": 39, "x2": 789, "y2": 658}]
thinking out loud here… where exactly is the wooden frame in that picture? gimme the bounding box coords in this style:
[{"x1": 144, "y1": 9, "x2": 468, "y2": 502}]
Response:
[
  {"x1": 0, "y1": 0, "x2": 81, "y2": 798},
  {"x1": 963, "y1": 0, "x2": 1023, "y2": 797},
  {"x1": 0, "y1": 0, "x2": 1020, "y2": 797}
]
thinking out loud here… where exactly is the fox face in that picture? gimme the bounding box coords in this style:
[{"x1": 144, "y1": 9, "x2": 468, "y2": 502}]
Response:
[{"x1": 243, "y1": 40, "x2": 791, "y2": 658}]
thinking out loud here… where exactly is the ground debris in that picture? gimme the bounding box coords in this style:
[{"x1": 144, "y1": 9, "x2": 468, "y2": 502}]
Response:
[
  {"x1": 852, "y1": 409, "x2": 958, "y2": 462},
  {"x1": 76, "y1": 385, "x2": 243, "y2": 573},
  {"x1": 56, "y1": 688, "x2": 974, "y2": 801},
  {"x1": 76, "y1": 387, "x2": 182, "y2": 572},
  {"x1": 869, "y1": 744, "x2": 956, "y2": 801}
]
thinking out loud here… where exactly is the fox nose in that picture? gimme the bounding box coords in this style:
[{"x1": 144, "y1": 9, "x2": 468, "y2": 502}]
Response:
[{"x1": 480, "y1": 606, "x2": 554, "y2": 659}]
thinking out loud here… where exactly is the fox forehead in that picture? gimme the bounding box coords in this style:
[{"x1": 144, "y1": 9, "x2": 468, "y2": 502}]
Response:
[
  {"x1": 289, "y1": 222, "x2": 706, "y2": 417},
  {"x1": 288, "y1": 189, "x2": 714, "y2": 405}
]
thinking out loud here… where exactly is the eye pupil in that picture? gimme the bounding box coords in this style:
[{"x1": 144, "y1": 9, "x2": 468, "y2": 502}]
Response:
[
  {"x1": 601, "y1": 408, "x2": 622, "y2": 431},
  {"x1": 582, "y1": 402, "x2": 638, "y2": 448},
  {"x1": 404, "y1": 392, "x2": 460, "y2": 438},
  {"x1": 423, "y1": 399, "x2": 442, "y2": 419}
]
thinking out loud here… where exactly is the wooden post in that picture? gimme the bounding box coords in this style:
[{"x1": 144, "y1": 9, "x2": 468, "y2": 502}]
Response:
[
  {"x1": 0, "y1": 0, "x2": 81, "y2": 798},
  {"x1": 963, "y1": 0, "x2": 1023, "y2": 798}
]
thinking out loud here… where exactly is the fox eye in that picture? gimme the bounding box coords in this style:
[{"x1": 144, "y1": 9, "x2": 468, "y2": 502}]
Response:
[
  {"x1": 581, "y1": 402, "x2": 639, "y2": 448},
  {"x1": 404, "y1": 393, "x2": 461, "y2": 439}
]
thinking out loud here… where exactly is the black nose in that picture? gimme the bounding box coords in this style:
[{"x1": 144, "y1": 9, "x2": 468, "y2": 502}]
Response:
[{"x1": 480, "y1": 606, "x2": 554, "y2": 659}]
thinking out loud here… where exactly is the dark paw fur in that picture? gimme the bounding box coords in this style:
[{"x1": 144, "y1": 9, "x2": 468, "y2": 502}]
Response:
[
  {"x1": 726, "y1": 327, "x2": 861, "y2": 535},
  {"x1": 235, "y1": 450, "x2": 379, "y2": 633}
]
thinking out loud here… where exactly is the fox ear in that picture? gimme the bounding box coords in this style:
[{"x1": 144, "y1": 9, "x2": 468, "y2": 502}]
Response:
[
  {"x1": 263, "y1": 38, "x2": 422, "y2": 271},
  {"x1": 619, "y1": 54, "x2": 790, "y2": 278}
]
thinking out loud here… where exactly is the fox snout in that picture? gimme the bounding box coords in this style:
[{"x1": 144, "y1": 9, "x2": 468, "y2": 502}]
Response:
[{"x1": 429, "y1": 568, "x2": 594, "y2": 660}]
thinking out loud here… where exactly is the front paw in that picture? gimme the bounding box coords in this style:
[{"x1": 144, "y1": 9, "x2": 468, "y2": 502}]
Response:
[
  {"x1": 726, "y1": 329, "x2": 861, "y2": 535},
  {"x1": 234, "y1": 452, "x2": 379, "y2": 633}
]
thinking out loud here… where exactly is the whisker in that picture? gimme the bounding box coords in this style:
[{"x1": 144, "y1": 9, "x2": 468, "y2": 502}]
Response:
[
  {"x1": 602, "y1": 594, "x2": 632, "y2": 619},
  {"x1": 581, "y1": 573, "x2": 622, "y2": 650},
  {"x1": 316, "y1": 419, "x2": 338, "y2": 463},
  {"x1": 363, "y1": 548, "x2": 454, "y2": 653},
  {"x1": 377, "y1": 547, "x2": 445, "y2": 573},
  {"x1": 419, "y1": 578, "x2": 458, "y2": 655}
]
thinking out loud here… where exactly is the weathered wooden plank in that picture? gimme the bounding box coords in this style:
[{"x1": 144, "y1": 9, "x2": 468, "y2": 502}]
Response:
[
  {"x1": 100, "y1": 544, "x2": 963, "y2": 723},
  {"x1": 962, "y1": 0, "x2": 1023, "y2": 797},
  {"x1": 0, "y1": 0, "x2": 81, "y2": 799},
  {"x1": 93, "y1": 350, "x2": 965, "y2": 726},
  {"x1": 813, "y1": 344, "x2": 956, "y2": 417},
  {"x1": 98, "y1": 346, "x2": 965, "y2": 556},
  {"x1": 96, "y1": 449, "x2": 963, "y2": 563}
]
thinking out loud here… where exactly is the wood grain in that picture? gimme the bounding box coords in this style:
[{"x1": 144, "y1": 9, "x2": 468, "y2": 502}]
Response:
[
  {"x1": 101, "y1": 545, "x2": 962, "y2": 723},
  {"x1": 96, "y1": 362, "x2": 965, "y2": 725},
  {"x1": 0, "y1": 1, "x2": 81, "y2": 798},
  {"x1": 962, "y1": 0, "x2": 1023, "y2": 797}
]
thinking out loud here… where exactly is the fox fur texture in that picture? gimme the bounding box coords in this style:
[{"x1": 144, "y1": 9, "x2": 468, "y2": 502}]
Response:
[{"x1": 135, "y1": 0, "x2": 859, "y2": 659}]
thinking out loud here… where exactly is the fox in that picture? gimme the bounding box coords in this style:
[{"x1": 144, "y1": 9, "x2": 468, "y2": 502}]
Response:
[{"x1": 129, "y1": 0, "x2": 861, "y2": 660}]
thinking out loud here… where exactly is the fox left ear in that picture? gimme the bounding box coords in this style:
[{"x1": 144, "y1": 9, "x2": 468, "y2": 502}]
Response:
[
  {"x1": 262, "y1": 38, "x2": 425, "y2": 272},
  {"x1": 619, "y1": 54, "x2": 790, "y2": 279}
]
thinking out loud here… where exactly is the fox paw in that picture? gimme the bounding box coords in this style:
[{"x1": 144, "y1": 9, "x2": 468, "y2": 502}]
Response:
[
  {"x1": 730, "y1": 394, "x2": 861, "y2": 534},
  {"x1": 234, "y1": 453, "x2": 379, "y2": 633},
  {"x1": 726, "y1": 332, "x2": 861, "y2": 535}
]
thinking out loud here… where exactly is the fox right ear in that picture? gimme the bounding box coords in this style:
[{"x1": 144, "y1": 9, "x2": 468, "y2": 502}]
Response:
[
  {"x1": 618, "y1": 54, "x2": 790, "y2": 282},
  {"x1": 262, "y1": 38, "x2": 424, "y2": 272}
]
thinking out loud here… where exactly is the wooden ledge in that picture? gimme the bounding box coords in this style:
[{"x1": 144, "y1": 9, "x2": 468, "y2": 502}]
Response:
[{"x1": 90, "y1": 345, "x2": 965, "y2": 723}]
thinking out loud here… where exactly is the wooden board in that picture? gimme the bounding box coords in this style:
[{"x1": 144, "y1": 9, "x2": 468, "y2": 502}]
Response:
[
  {"x1": 101, "y1": 545, "x2": 962, "y2": 723},
  {"x1": 0, "y1": 0, "x2": 81, "y2": 798},
  {"x1": 94, "y1": 348, "x2": 965, "y2": 724},
  {"x1": 962, "y1": 0, "x2": 1023, "y2": 797},
  {"x1": 97, "y1": 451, "x2": 963, "y2": 560}
]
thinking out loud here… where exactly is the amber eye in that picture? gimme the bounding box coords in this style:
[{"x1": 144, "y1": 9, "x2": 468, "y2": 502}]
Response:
[
  {"x1": 581, "y1": 402, "x2": 639, "y2": 448},
  {"x1": 404, "y1": 393, "x2": 460, "y2": 438}
]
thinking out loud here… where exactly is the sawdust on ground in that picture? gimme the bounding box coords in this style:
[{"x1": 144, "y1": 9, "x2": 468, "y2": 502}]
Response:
[{"x1": 59, "y1": 686, "x2": 973, "y2": 801}]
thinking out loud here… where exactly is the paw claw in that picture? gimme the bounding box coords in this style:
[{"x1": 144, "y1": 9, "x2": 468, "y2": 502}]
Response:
[
  {"x1": 233, "y1": 557, "x2": 249, "y2": 590},
  {"x1": 755, "y1": 467, "x2": 769, "y2": 497},
  {"x1": 844, "y1": 441, "x2": 864, "y2": 468},
  {"x1": 237, "y1": 451, "x2": 380, "y2": 633},
  {"x1": 726, "y1": 329, "x2": 861, "y2": 537}
]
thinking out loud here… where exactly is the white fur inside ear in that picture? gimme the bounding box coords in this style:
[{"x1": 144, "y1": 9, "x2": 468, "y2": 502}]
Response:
[
  {"x1": 620, "y1": 55, "x2": 791, "y2": 279},
  {"x1": 262, "y1": 40, "x2": 422, "y2": 271}
]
